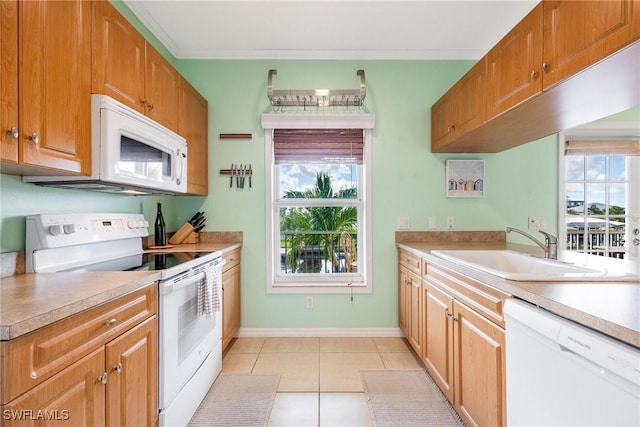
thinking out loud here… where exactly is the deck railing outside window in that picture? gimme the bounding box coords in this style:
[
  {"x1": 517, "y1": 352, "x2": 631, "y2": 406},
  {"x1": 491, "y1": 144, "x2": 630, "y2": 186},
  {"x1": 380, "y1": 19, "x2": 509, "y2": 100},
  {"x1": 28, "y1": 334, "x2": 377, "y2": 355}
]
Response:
[
  {"x1": 565, "y1": 229, "x2": 626, "y2": 259},
  {"x1": 280, "y1": 230, "x2": 357, "y2": 274}
]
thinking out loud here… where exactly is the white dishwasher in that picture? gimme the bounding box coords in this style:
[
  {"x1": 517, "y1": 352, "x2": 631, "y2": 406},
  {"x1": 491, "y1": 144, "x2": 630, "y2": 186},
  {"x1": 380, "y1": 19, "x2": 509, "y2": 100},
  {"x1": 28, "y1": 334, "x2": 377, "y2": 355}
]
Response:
[{"x1": 504, "y1": 299, "x2": 640, "y2": 427}]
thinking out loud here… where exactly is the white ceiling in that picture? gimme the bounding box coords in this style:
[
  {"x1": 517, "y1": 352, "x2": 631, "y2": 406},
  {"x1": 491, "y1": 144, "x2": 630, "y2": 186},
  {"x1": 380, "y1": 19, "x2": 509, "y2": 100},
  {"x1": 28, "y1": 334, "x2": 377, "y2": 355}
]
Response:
[{"x1": 123, "y1": 0, "x2": 538, "y2": 60}]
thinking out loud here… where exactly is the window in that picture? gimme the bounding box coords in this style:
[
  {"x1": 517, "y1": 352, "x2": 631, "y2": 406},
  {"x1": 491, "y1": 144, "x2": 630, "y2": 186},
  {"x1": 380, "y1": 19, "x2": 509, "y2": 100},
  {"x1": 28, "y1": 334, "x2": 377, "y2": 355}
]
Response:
[
  {"x1": 559, "y1": 124, "x2": 640, "y2": 262},
  {"x1": 263, "y1": 114, "x2": 375, "y2": 293}
]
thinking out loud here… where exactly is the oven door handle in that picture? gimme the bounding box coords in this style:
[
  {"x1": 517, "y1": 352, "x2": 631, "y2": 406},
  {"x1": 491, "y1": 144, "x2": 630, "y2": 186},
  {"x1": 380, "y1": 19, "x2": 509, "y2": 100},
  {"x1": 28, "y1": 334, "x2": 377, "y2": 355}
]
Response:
[{"x1": 161, "y1": 271, "x2": 206, "y2": 295}]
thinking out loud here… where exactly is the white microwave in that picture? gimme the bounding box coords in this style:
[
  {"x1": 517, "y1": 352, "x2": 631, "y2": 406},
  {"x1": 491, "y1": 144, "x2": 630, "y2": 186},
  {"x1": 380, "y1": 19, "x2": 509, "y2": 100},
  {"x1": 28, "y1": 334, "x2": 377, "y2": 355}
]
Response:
[{"x1": 24, "y1": 94, "x2": 187, "y2": 195}]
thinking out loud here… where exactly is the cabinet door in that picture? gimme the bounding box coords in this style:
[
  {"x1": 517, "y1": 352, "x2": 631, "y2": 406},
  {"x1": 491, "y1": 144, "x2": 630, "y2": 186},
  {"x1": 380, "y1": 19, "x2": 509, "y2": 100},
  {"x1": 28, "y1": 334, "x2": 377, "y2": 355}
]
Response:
[
  {"x1": 1, "y1": 0, "x2": 18, "y2": 164},
  {"x1": 145, "y1": 44, "x2": 179, "y2": 132},
  {"x1": 455, "y1": 57, "x2": 486, "y2": 136},
  {"x1": 1, "y1": 348, "x2": 105, "y2": 427},
  {"x1": 19, "y1": 0, "x2": 91, "y2": 174},
  {"x1": 407, "y1": 272, "x2": 423, "y2": 354},
  {"x1": 430, "y1": 89, "x2": 456, "y2": 152},
  {"x1": 105, "y1": 316, "x2": 158, "y2": 427},
  {"x1": 422, "y1": 280, "x2": 454, "y2": 403},
  {"x1": 486, "y1": 3, "x2": 543, "y2": 118},
  {"x1": 92, "y1": 0, "x2": 146, "y2": 113},
  {"x1": 222, "y1": 263, "x2": 241, "y2": 350},
  {"x1": 398, "y1": 266, "x2": 410, "y2": 337},
  {"x1": 453, "y1": 301, "x2": 506, "y2": 427},
  {"x1": 179, "y1": 77, "x2": 209, "y2": 195},
  {"x1": 542, "y1": 0, "x2": 640, "y2": 88}
]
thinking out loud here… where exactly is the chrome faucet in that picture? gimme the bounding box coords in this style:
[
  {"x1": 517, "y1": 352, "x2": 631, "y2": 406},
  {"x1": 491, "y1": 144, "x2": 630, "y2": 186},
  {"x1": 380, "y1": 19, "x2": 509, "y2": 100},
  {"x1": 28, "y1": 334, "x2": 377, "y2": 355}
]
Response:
[{"x1": 505, "y1": 227, "x2": 558, "y2": 260}]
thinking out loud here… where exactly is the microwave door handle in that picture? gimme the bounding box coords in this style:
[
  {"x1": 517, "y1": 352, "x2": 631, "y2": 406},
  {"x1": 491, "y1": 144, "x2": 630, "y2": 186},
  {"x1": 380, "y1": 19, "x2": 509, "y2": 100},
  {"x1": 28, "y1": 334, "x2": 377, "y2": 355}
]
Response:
[{"x1": 176, "y1": 149, "x2": 186, "y2": 186}]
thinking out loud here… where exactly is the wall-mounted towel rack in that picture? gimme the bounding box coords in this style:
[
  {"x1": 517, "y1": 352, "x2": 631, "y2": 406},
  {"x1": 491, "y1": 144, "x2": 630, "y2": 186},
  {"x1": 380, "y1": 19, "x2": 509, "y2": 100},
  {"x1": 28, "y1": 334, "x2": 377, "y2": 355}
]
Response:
[{"x1": 267, "y1": 69, "x2": 366, "y2": 110}]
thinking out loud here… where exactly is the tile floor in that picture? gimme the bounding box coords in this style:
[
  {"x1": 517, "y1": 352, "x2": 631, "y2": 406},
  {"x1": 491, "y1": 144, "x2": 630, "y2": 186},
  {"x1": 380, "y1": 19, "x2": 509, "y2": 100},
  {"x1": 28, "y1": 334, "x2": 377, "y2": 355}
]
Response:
[{"x1": 221, "y1": 337, "x2": 422, "y2": 426}]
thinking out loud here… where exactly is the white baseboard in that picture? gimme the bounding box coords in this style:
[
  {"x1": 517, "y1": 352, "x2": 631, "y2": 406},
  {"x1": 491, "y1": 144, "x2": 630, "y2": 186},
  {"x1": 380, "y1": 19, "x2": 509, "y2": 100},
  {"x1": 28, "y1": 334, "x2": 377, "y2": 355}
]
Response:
[{"x1": 236, "y1": 327, "x2": 404, "y2": 338}]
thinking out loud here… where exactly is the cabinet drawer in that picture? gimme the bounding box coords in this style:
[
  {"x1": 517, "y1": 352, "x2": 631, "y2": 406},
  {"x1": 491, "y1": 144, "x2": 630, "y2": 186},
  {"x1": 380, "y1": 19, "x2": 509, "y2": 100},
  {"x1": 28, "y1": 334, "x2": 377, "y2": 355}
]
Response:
[
  {"x1": 0, "y1": 284, "x2": 157, "y2": 404},
  {"x1": 398, "y1": 249, "x2": 422, "y2": 276},
  {"x1": 222, "y1": 248, "x2": 241, "y2": 272},
  {"x1": 424, "y1": 262, "x2": 510, "y2": 328}
]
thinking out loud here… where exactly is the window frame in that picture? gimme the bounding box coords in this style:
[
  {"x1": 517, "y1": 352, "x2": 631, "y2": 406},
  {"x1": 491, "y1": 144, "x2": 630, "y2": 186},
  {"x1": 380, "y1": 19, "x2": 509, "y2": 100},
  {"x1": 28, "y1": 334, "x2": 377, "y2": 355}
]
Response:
[
  {"x1": 558, "y1": 121, "x2": 640, "y2": 262},
  {"x1": 263, "y1": 113, "x2": 375, "y2": 294}
]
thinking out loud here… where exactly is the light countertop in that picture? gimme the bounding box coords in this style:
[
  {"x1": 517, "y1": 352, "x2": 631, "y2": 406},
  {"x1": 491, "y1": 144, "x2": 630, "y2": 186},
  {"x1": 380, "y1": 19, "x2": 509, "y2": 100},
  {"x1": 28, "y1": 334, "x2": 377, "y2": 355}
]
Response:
[
  {"x1": 397, "y1": 235, "x2": 639, "y2": 348},
  {"x1": 1, "y1": 241, "x2": 241, "y2": 341}
]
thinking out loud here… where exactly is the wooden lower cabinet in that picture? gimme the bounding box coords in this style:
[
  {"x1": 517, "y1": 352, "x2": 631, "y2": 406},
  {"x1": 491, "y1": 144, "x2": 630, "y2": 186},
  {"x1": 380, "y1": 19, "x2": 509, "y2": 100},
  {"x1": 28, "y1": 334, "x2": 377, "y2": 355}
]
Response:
[
  {"x1": 419, "y1": 259, "x2": 508, "y2": 427},
  {"x1": 0, "y1": 285, "x2": 158, "y2": 427},
  {"x1": 453, "y1": 300, "x2": 506, "y2": 427},
  {"x1": 222, "y1": 249, "x2": 241, "y2": 351},
  {"x1": 105, "y1": 316, "x2": 158, "y2": 427},
  {"x1": 1, "y1": 348, "x2": 105, "y2": 427},
  {"x1": 422, "y1": 280, "x2": 454, "y2": 403}
]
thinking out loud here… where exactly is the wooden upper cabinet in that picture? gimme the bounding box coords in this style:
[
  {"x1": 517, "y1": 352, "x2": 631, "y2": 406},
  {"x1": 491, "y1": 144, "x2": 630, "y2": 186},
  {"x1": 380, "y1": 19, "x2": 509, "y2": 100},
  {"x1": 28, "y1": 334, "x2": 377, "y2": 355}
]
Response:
[
  {"x1": 432, "y1": 58, "x2": 486, "y2": 152},
  {"x1": 486, "y1": 3, "x2": 543, "y2": 118},
  {"x1": 145, "y1": 44, "x2": 179, "y2": 132},
  {"x1": 92, "y1": 0, "x2": 180, "y2": 133},
  {"x1": 1, "y1": 0, "x2": 18, "y2": 164},
  {"x1": 18, "y1": 0, "x2": 91, "y2": 174},
  {"x1": 179, "y1": 76, "x2": 209, "y2": 195},
  {"x1": 92, "y1": 0, "x2": 146, "y2": 114},
  {"x1": 542, "y1": 0, "x2": 640, "y2": 88}
]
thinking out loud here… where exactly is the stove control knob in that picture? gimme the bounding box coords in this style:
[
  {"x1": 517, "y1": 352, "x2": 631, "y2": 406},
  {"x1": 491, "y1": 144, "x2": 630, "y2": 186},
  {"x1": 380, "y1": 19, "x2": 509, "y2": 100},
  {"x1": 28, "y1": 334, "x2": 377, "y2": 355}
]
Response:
[
  {"x1": 49, "y1": 225, "x2": 63, "y2": 236},
  {"x1": 127, "y1": 220, "x2": 138, "y2": 229},
  {"x1": 63, "y1": 224, "x2": 76, "y2": 234},
  {"x1": 138, "y1": 220, "x2": 147, "y2": 228}
]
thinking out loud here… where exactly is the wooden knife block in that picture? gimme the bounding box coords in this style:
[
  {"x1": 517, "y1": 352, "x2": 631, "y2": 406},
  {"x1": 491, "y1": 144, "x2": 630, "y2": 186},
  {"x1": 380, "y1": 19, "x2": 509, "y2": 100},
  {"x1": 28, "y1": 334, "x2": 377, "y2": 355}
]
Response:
[{"x1": 168, "y1": 222, "x2": 199, "y2": 245}]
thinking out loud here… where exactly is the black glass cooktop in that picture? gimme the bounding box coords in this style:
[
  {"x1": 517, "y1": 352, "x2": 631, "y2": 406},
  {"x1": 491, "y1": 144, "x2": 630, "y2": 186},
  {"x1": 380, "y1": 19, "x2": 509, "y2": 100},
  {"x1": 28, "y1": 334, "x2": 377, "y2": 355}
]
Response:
[{"x1": 131, "y1": 251, "x2": 217, "y2": 271}]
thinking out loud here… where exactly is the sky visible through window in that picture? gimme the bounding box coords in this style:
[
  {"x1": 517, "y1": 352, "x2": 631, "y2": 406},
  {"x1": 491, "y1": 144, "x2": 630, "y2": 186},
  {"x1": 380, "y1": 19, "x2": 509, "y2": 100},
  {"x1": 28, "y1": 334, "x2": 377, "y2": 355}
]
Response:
[
  {"x1": 278, "y1": 163, "x2": 358, "y2": 198},
  {"x1": 565, "y1": 155, "x2": 627, "y2": 210}
]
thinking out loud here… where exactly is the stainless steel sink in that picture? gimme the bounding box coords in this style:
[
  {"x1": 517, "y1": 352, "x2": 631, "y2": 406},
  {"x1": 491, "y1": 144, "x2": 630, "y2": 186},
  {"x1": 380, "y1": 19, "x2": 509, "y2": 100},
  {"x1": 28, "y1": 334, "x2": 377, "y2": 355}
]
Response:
[{"x1": 430, "y1": 250, "x2": 639, "y2": 282}]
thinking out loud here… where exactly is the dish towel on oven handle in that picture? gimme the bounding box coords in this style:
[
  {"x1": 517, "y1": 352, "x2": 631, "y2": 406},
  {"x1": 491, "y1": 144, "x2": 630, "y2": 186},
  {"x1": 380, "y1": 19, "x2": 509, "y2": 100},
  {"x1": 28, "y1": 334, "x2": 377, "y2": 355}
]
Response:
[{"x1": 197, "y1": 262, "x2": 221, "y2": 317}]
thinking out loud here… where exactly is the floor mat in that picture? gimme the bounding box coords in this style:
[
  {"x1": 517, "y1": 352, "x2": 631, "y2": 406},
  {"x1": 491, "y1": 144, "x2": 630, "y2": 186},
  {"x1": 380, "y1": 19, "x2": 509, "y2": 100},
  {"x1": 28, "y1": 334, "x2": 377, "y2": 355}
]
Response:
[
  {"x1": 361, "y1": 369, "x2": 464, "y2": 427},
  {"x1": 188, "y1": 374, "x2": 280, "y2": 426}
]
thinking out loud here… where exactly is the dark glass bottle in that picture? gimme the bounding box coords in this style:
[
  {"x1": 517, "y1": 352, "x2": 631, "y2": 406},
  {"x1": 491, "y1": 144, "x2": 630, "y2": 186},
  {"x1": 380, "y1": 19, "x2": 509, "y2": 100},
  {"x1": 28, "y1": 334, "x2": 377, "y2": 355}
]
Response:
[{"x1": 154, "y1": 202, "x2": 166, "y2": 246}]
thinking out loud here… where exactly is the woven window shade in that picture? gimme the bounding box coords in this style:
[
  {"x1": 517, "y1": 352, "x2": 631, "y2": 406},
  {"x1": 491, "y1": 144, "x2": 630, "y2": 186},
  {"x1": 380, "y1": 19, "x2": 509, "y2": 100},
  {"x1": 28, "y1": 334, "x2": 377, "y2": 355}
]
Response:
[
  {"x1": 565, "y1": 139, "x2": 640, "y2": 155},
  {"x1": 274, "y1": 129, "x2": 363, "y2": 164}
]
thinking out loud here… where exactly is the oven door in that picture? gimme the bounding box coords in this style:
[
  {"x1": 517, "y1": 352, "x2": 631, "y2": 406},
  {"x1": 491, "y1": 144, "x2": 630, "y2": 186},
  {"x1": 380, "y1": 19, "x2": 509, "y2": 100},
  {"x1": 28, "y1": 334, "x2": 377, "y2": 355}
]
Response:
[{"x1": 159, "y1": 270, "x2": 220, "y2": 408}]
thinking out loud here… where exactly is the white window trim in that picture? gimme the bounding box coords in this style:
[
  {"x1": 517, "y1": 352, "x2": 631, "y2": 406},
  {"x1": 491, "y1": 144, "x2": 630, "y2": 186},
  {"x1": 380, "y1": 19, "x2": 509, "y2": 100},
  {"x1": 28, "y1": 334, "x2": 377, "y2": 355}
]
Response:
[
  {"x1": 262, "y1": 113, "x2": 375, "y2": 294},
  {"x1": 558, "y1": 121, "x2": 640, "y2": 261}
]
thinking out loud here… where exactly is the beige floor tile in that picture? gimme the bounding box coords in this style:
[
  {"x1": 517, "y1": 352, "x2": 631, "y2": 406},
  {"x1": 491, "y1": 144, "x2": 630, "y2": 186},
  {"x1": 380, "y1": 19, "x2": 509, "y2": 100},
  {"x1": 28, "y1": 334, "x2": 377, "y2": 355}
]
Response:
[
  {"x1": 268, "y1": 393, "x2": 319, "y2": 427},
  {"x1": 320, "y1": 337, "x2": 377, "y2": 353},
  {"x1": 379, "y1": 352, "x2": 422, "y2": 370},
  {"x1": 320, "y1": 353, "x2": 384, "y2": 392},
  {"x1": 253, "y1": 352, "x2": 319, "y2": 392},
  {"x1": 221, "y1": 352, "x2": 258, "y2": 373},
  {"x1": 373, "y1": 337, "x2": 411, "y2": 353},
  {"x1": 262, "y1": 337, "x2": 320, "y2": 353},
  {"x1": 319, "y1": 393, "x2": 373, "y2": 427},
  {"x1": 227, "y1": 337, "x2": 265, "y2": 353}
]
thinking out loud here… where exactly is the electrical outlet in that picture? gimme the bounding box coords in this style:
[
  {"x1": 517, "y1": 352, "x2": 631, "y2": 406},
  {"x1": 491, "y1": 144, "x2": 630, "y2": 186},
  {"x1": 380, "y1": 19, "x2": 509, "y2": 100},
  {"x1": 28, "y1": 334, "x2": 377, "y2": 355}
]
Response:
[
  {"x1": 305, "y1": 296, "x2": 314, "y2": 309},
  {"x1": 446, "y1": 216, "x2": 455, "y2": 229},
  {"x1": 397, "y1": 216, "x2": 410, "y2": 230},
  {"x1": 528, "y1": 216, "x2": 547, "y2": 230},
  {"x1": 428, "y1": 216, "x2": 437, "y2": 230}
]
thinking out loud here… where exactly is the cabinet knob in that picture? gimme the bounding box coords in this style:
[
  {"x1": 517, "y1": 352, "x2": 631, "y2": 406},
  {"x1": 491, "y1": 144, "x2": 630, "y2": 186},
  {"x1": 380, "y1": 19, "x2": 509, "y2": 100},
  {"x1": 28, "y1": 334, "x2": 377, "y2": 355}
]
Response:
[
  {"x1": 530, "y1": 70, "x2": 539, "y2": 79},
  {"x1": 27, "y1": 133, "x2": 39, "y2": 144},
  {"x1": 104, "y1": 318, "x2": 117, "y2": 327},
  {"x1": 6, "y1": 127, "x2": 18, "y2": 139},
  {"x1": 113, "y1": 362, "x2": 122, "y2": 373},
  {"x1": 147, "y1": 103, "x2": 154, "y2": 112},
  {"x1": 542, "y1": 63, "x2": 550, "y2": 72},
  {"x1": 98, "y1": 373, "x2": 108, "y2": 384}
]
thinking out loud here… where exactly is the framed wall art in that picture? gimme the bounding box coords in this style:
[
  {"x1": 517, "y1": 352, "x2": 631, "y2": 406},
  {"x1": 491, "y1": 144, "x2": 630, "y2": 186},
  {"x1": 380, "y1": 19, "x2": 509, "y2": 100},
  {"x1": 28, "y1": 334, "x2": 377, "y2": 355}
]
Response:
[{"x1": 445, "y1": 160, "x2": 485, "y2": 198}]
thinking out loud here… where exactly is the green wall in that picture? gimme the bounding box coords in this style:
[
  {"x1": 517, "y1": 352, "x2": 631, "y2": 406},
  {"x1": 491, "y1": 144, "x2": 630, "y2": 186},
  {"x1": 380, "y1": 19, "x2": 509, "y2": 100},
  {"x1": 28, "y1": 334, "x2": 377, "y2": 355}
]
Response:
[{"x1": 172, "y1": 59, "x2": 560, "y2": 329}]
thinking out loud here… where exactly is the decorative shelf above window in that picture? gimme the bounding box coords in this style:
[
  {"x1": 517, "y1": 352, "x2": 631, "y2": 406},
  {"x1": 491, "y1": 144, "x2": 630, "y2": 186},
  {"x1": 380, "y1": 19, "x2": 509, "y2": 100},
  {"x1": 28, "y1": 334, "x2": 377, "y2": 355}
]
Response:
[{"x1": 267, "y1": 69, "x2": 366, "y2": 111}]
